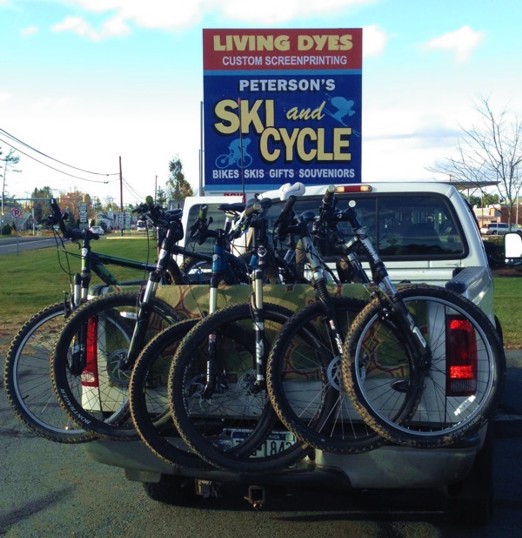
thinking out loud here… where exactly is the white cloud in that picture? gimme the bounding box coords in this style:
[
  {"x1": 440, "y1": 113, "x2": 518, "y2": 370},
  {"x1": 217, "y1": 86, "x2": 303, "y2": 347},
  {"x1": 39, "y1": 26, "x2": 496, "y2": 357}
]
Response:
[
  {"x1": 363, "y1": 24, "x2": 387, "y2": 57},
  {"x1": 52, "y1": 15, "x2": 101, "y2": 40},
  {"x1": 21, "y1": 25, "x2": 39, "y2": 37},
  {"x1": 216, "y1": 0, "x2": 375, "y2": 24},
  {"x1": 424, "y1": 25, "x2": 485, "y2": 63},
  {"x1": 50, "y1": 0, "x2": 376, "y2": 36},
  {"x1": 101, "y1": 15, "x2": 130, "y2": 38},
  {"x1": 51, "y1": 13, "x2": 129, "y2": 40}
]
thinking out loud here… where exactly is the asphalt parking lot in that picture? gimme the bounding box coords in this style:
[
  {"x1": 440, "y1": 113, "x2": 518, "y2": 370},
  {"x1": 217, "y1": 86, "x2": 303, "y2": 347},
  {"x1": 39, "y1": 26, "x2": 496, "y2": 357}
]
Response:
[{"x1": 0, "y1": 344, "x2": 521, "y2": 536}]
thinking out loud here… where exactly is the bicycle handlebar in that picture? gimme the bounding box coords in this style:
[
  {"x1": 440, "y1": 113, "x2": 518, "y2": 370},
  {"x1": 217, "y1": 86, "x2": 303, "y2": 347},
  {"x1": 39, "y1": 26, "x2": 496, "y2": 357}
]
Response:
[
  {"x1": 132, "y1": 201, "x2": 183, "y2": 229},
  {"x1": 48, "y1": 197, "x2": 183, "y2": 244},
  {"x1": 340, "y1": 204, "x2": 363, "y2": 231},
  {"x1": 48, "y1": 198, "x2": 99, "y2": 241},
  {"x1": 190, "y1": 204, "x2": 220, "y2": 245},
  {"x1": 274, "y1": 195, "x2": 297, "y2": 241}
]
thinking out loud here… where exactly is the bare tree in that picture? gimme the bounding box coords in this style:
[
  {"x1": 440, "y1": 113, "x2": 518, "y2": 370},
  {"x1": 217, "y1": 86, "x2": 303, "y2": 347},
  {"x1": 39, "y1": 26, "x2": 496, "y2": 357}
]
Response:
[
  {"x1": 59, "y1": 191, "x2": 93, "y2": 225},
  {"x1": 1, "y1": 148, "x2": 21, "y2": 229},
  {"x1": 431, "y1": 96, "x2": 522, "y2": 223}
]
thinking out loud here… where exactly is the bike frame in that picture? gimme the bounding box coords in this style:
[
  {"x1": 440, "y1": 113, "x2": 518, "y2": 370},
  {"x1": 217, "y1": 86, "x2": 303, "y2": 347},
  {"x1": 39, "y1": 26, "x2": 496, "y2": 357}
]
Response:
[
  {"x1": 201, "y1": 197, "x2": 272, "y2": 395},
  {"x1": 330, "y1": 201, "x2": 431, "y2": 365}
]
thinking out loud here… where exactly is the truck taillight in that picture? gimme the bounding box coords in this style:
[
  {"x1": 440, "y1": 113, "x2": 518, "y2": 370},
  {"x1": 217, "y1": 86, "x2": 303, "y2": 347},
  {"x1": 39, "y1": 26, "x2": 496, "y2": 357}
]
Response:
[
  {"x1": 81, "y1": 317, "x2": 99, "y2": 387},
  {"x1": 446, "y1": 315, "x2": 477, "y2": 396},
  {"x1": 334, "y1": 184, "x2": 373, "y2": 193}
]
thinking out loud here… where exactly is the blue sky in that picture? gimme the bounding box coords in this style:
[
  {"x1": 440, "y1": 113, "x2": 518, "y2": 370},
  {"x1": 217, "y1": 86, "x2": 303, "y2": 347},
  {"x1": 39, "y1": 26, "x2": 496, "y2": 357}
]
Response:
[{"x1": 1, "y1": 0, "x2": 521, "y2": 205}]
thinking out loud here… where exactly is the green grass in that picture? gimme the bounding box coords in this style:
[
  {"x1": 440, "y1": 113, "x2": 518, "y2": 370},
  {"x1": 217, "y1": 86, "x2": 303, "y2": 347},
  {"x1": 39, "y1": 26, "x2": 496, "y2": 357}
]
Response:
[
  {"x1": 1, "y1": 239, "x2": 521, "y2": 348},
  {"x1": 493, "y1": 276, "x2": 522, "y2": 348},
  {"x1": 0, "y1": 237, "x2": 158, "y2": 320}
]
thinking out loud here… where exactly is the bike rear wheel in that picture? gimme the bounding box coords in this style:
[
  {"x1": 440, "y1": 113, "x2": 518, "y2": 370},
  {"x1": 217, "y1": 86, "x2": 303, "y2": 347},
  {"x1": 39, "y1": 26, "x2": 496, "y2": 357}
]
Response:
[
  {"x1": 342, "y1": 285, "x2": 506, "y2": 448},
  {"x1": 4, "y1": 302, "x2": 95, "y2": 443},
  {"x1": 129, "y1": 318, "x2": 210, "y2": 469},
  {"x1": 168, "y1": 302, "x2": 308, "y2": 472},
  {"x1": 51, "y1": 292, "x2": 179, "y2": 440},
  {"x1": 266, "y1": 297, "x2": 385, "y2": 454}
]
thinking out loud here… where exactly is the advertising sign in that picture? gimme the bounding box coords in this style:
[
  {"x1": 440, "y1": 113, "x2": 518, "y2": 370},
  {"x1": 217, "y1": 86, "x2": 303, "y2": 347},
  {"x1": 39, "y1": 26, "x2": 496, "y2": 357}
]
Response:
[{"x1": 203, "y1": 28, "x2": 362, "y2": 194}]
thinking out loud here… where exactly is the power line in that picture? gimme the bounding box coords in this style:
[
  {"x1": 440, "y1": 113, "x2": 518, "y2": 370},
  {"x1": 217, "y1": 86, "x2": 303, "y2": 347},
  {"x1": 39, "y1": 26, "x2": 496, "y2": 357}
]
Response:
[
  {"x1": 0, "y1": 127, "x2": 119, "y2": 177},
  {"x1": 122, "y1": 176, "x2": 147, "y2": 202},
  {"x1": 0, "y1": 137, "x2": 116, "y2": 184}
]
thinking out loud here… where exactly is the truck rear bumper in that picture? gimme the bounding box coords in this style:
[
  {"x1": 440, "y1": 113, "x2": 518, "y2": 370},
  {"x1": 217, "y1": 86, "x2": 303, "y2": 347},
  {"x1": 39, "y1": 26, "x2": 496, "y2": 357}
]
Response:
[{"x1": 84, "y1": 431, "x2": 482, "y2": 491}]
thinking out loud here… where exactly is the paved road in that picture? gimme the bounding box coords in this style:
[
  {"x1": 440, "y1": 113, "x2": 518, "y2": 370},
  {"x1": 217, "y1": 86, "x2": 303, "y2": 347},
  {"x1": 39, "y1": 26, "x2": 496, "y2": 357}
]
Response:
[
  {"x1": 0, "y1": 350, "x2": 520, "y2": 537},
  {"x1": 0, "y1": 236, "x2": 56, "y2": 255}
]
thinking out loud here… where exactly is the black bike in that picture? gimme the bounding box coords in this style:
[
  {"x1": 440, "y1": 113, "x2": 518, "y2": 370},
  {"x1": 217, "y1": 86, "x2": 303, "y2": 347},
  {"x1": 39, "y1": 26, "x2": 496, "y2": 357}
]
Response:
[
  {"x1": 3, "y1": 198, "x2": 187, "y2": 443},
  {"x1": 50, "y1": 200, "x2": 251, "y2": 441}
]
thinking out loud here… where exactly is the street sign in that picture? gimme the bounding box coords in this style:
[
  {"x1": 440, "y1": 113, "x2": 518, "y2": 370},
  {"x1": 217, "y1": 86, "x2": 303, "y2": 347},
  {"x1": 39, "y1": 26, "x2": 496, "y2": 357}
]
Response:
[{"x1": 11, "y1": 207, "x2": 22, "y2": 218}]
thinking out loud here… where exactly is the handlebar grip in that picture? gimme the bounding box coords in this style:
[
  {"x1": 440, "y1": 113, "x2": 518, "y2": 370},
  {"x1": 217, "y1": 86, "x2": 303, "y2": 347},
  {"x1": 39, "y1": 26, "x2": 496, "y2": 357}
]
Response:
[
  {"x1": 322, "y1": 185, "x2": 336, "y2": 206},
  {"x1": 244, "y1": 199, "x2": 262, "y2": 217},
  {"x1": 189, "y1": 204, "x2": 209, "y2": 239},
  {"x1": 280, "y1": 194, "x2": 296, "y2": 217},
  {"x1": 275, "y1": 195, "x2": 297, "y2": 240},
  {"x1": 49, "y1": 197, "x2": 69, "y2": 236},
  {"x1": 198, "y1": 204, "x2": 208, "y2": 221}
]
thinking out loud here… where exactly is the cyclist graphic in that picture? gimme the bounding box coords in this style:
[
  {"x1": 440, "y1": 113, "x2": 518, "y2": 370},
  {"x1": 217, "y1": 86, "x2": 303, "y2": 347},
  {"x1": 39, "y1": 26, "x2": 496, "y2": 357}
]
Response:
[{"x1": 215, "y1": 137, "x2": 253, "y2": 169}]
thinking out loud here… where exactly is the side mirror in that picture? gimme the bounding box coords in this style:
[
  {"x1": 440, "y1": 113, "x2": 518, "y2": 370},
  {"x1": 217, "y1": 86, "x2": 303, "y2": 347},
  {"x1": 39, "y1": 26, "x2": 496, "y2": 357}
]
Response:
[{"x1": 504, "y1": 232, "x2": 522, "y2": 262}]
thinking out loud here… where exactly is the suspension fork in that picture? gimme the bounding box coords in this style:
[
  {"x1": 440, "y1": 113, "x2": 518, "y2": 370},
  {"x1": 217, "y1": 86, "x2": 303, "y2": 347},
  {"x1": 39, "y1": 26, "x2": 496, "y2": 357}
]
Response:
[
  {"x1": 351, "y1": 229, "x2": 432, "y2": 368},
  {"x1": 68, "y1": 268, "x2": 91, "y2": 375},
  {"x1": 299, "y1": 234, "x2": 345, "y2": 356},
  {"x1": 202, "y1": 211, "x2": 270, "y2": 398},
  {"x1": 119, "y1": 223, "x2": 177, "y2": 371},
  {"x1": 119, "y1": 274, "x2": 160, "y2": 371},
  {"x1": 251, "y1": 264, "x2": 266, "y2": 389},
  {"x1": 203, "y1": 239, "x2": 226, "y2": 397},
  {"x1": 373, "y1": 271, "x2": 432, "y2": 372}
]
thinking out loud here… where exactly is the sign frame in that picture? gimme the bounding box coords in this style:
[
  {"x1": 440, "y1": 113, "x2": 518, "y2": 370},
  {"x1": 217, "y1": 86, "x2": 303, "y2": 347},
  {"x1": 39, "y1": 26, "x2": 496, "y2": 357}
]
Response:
[{"x1": 202, "y1": 28, "x2": 363, "y2": 194}]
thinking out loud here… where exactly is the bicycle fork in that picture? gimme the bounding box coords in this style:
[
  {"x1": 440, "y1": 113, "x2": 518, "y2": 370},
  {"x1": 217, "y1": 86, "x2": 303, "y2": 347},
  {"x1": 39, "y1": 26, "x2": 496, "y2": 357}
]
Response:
[
  {"x1": 119, "y1": 276, "x2": 159, "y2": 371},
  {"x1": 376, "y1": 276, "x2": 433, "y2": 375},
  {"x1": 202, "y1": 251, "x2": 268, "y2": 398}
]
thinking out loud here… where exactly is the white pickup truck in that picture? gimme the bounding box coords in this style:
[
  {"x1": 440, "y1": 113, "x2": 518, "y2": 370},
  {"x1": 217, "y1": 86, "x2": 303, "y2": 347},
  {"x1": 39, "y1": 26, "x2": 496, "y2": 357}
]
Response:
[{"x1": 85, "y1": 181, "x2": 502, "y2": 524}]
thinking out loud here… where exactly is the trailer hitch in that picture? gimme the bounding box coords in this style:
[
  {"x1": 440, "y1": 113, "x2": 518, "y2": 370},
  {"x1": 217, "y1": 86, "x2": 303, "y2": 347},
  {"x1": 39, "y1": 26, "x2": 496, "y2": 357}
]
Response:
[{"x1": 244, "y1": 485, "x2": 266, "y2": 510}]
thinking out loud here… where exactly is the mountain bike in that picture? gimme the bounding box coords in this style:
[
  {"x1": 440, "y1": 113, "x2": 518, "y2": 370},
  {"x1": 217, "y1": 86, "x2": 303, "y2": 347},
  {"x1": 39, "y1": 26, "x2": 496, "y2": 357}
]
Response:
[
  {"x1": 128, "y1": 199, "x2": 272, "y2": 468},
  {"x1": 264, "y1": 187, "x2": 380, "y2": 454},
  {"x1": 129, "y1": 186, "x2": 313, "y2": 468},
  {"x1": 50, "y1": 201, "x2": 252, "y2": 441},
  {"x1": 3, "y1": 198, "x2": 187, "y2": 443},
  {"x1": 336, "y1": 197, "x2": 506, "y2": 448},
  {"x1": 166, "y1": 190, "x2": 328, "y2": 472}
]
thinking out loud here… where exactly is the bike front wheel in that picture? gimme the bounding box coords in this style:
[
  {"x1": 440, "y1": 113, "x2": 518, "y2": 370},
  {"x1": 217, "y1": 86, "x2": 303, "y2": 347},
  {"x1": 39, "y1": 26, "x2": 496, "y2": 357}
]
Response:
[
  {"x1": 168, "y1": 302, "x2": 308, "y2": 472},
  {"x1": 3, "y1": 302, "x2": 95, "y2": 443},
  {"x1": 51, "y1": 292, "x2": 179, "y2": 440},
  {"x1": 342, "y1": 285, "x2": 506, "y2": 448},
  {"x1": 266, "y1": 297, "x2": 385, "y2": 454}
]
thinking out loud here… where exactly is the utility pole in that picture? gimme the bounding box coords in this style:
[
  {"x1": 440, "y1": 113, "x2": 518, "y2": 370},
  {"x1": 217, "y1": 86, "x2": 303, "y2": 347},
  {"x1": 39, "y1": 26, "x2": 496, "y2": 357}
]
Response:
[{"x1": 119, "y1": 156, "x2": 123, "y2": 236}]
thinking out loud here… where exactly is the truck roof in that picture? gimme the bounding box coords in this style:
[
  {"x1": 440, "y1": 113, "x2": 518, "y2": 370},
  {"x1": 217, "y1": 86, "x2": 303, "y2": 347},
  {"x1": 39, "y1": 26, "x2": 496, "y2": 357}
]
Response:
[{"x1": 259, "y1": 181, "x2": 460, "y2": 200}]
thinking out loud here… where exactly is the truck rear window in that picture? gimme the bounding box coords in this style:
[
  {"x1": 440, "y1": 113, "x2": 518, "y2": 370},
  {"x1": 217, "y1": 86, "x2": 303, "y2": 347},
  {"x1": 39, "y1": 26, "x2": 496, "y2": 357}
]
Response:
[{"x1": 183, "y1": 193, "x2": 466, "y2": 260}]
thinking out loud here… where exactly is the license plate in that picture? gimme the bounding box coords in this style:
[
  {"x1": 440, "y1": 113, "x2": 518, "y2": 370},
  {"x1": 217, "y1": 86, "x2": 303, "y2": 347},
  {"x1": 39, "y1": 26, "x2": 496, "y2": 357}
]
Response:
[{"x1": 228, "y1": 429, "x2": 296, "y2": 458}]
